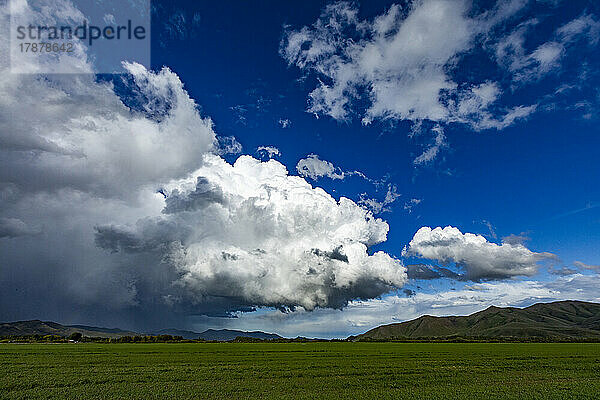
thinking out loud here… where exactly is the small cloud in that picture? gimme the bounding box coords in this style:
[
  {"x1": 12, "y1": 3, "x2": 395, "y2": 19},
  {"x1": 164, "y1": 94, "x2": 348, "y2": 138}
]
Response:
[
  {"x1": 405, "y1": 264, "x2": 462, "y2": 281},
  {"x1": 403, "y1": 198, "x2": 422, "y2": 214},
  {"x1": 413, "y1": 125, "x2": 446, "y2": 165},
  {"x1": 549, "y1": 266, "x2": 578, "y2": 276},
  {"x1": 573, "y1": 261, "x2": 600, "y2": 271},
  {"x1": 557, "y1": 13, "x2": 600, "y2": 45},
  {"x1": 481, "y1": 220, "x2": 497, "y2": 240},
  {"x1": 296, "y1": 154, "x2": 346, "y2": 180},
  {"x1": 103, "y1": 14, "x2": 116, "y2": 25},
  {"x1": 497, "y1": 13, "x2": 600, "y2": 84},
  {"x1": 358, "y1": 184, "x2": 400, "y2": 214},
  {"x1": 0, "y1": 218, "x2": 40, "y2": 239},
  {"x1": 154, "y1": 8, "x2": 203, "y2": 47},
  {"x1": 216, "y1": 136, "x2": 242, "y2": 155},
  {"x1": 229, "y1": 105, "x2": 248, "y2": 125},
  {"x1": 278, "y1": 118, "x2": 291, "y2": 128},
  {"x1": 501, "y1": 233, "x2": 530, "y2": 245},
  {"x1": 256, "y1": 146, "x2": 281, "y2": 159}
]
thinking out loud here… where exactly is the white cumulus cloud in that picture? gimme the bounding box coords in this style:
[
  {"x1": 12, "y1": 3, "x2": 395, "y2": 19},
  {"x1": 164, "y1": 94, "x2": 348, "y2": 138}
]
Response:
[
  {"x1": 96, "y1": 154, "x2": 407, "y2": 311},
  {"x1": 403, "y1": 226, "x2": 557, "y2": 281},
  {"x1": 296, "y1": 154, "x2": 346, "y2": 180}
]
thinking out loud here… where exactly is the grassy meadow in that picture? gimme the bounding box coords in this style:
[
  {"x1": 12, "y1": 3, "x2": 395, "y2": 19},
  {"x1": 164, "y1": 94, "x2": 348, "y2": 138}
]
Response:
[{"x1": 1, "y1": 342, "x2": 599, "y2": 399}]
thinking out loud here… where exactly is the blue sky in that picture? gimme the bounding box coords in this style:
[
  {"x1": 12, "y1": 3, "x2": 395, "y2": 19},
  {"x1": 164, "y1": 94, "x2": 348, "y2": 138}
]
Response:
[
  {"x1": 1, "y1": 0, "x2": 600, "y2": 338},
  {"x1": 150, "y1": 0, "x2": 600, "y2": 264}
]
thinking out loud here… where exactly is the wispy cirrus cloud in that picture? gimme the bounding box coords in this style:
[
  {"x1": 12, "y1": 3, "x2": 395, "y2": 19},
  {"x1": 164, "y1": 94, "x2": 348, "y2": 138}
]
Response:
[
  {"x1": 573, "y1": 261, "x2": 600, "y2": 271},
  {"x1": 495, "y1": 13, "x2": 600, "y2": 84},
  {"x1": 281, "y1": 1, "x2": 599, "y2": 163},
  {"x1": 358, "y1": 184, "x2": 401, "y2": 214},
  {"x1": 280, "y1": 1, "x2": 534, "y2": 128}
]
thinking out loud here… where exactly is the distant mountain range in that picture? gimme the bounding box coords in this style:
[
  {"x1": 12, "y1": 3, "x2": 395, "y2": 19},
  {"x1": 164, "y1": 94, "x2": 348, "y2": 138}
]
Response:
[
  {"x1": 195, "y1": 329, "x2": 281, "y2": 341},
  {"x1": 0, "y1": 320, "x2": 281, "y2": 341},
  {"x1": 3, "y1": 301, "x2": 599, "y2": 341},
  {"x1": 150, "y1": 328, "x2": 281, "y2": 341},
  {"x1": 355, "y1": 300, "x2": 600, "y2": 340}
]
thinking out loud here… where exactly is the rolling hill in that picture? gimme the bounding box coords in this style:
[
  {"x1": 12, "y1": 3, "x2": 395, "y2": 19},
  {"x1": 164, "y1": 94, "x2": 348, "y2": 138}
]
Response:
[
  {"x1": 0, "y1": 320, "x2": 137, "y2": 338},
  {"x1": 356, "y1": 300, "x2": 600, "y2": 340}
]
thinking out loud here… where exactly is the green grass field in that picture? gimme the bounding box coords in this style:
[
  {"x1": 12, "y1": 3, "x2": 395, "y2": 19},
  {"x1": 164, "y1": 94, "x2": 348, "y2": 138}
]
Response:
[{"x1": 1, "y1": 342, "x2": 599, "y2": 399}]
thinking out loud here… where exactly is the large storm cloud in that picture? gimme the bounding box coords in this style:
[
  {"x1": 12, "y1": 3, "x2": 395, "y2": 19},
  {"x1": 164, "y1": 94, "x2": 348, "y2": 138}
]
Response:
[{"x1": 0, "y1": 0, "x2": 405, "y2": 329}]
